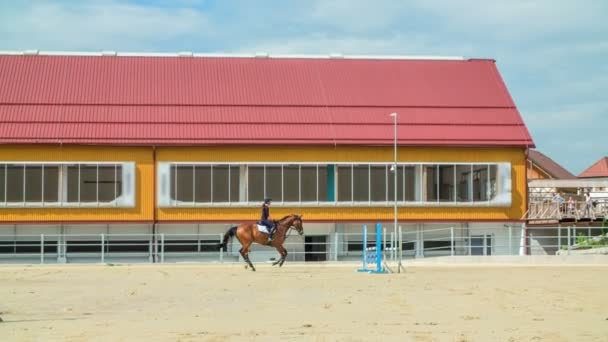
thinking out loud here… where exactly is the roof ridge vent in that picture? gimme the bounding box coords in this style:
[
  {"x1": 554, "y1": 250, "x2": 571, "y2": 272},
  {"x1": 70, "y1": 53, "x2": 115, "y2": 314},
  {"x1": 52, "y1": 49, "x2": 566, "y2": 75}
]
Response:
[
  {"x1": 329, "y1": 53, "x2": 344, "y2": 58},
  {"x1": 178, "y1": 51, "x2": 193, "y2": 57},
  {"x1": 255, "y1": 52, "x2": 269, "y2": 58},
  {"x1": 23, "y1": 49, "x2": 40, "y2": 56},
  {"x1": 101, "y1": 50, "x2": 117, "y2": 56}
]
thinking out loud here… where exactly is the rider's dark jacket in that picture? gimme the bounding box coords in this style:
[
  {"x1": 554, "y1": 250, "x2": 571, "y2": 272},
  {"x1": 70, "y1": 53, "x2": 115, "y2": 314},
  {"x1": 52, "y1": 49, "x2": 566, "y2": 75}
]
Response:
[{"x1": 260, "y1": 204, "x2": 273, "y2": 229}]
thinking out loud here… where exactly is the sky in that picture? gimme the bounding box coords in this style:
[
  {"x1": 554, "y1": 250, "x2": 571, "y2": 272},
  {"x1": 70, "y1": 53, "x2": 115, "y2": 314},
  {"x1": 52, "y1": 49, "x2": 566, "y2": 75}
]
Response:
[{"x1": 0, "y1": 0, "x2": 606, "y2": 175}]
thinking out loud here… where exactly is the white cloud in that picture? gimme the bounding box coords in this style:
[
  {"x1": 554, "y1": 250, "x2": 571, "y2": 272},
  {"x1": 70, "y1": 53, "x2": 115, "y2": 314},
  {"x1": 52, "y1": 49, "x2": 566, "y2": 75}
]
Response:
[{"x1": 0, "y1": 1, "x2": 210, "y2": 51}]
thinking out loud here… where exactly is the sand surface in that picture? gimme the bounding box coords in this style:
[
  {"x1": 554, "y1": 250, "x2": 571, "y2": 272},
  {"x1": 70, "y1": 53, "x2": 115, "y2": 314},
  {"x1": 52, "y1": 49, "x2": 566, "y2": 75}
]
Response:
[{"x1": 1, "y1": 263, "x2": 607, "y2": 341}]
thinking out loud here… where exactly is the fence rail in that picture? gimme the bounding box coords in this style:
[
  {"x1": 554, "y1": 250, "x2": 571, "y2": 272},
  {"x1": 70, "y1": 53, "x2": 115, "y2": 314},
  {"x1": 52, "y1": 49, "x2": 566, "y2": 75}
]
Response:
[{"x1": 0, "y1": 226, "x2": 606, "y2": 264}]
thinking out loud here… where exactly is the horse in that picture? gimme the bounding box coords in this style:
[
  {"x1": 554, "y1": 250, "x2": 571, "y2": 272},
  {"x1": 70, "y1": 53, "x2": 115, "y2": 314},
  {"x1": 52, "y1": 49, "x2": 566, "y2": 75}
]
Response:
[{"x1": 219, "y1": 214, "x2": 304, "y2": 271}]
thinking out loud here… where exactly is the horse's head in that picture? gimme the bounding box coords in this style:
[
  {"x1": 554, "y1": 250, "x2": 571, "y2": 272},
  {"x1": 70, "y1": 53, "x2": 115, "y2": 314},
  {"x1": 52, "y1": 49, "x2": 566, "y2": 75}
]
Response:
[{"x1": 292, "y1": 214, "x2": 304, "y2": 236}]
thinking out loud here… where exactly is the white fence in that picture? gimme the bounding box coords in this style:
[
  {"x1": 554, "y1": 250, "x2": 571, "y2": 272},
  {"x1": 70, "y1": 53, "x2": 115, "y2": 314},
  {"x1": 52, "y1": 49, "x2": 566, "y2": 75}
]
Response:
[{"x1": 0, "y1": 226, "x2": 606, "y2": 264}]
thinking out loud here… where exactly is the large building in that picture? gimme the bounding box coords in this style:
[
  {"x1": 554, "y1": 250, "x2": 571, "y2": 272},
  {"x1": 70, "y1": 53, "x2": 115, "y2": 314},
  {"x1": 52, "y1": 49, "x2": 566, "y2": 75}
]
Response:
[{"x1": 0, "y1": 51, "x2": 534, "y2": 262}]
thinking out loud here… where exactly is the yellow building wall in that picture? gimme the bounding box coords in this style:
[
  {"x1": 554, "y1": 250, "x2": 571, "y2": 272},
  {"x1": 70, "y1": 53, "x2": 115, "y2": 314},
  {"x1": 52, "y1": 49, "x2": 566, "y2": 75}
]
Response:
[
  {"x1": 157, "y1": 146, "x2": 527, "y2": 222},
  {"x1": 0, "y1": 145, "x2": 154, "y2": 222}
]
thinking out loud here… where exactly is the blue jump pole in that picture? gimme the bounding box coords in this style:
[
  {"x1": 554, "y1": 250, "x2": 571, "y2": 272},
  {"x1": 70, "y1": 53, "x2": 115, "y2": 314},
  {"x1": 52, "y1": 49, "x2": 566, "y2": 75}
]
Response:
[
  {"x1": 357, "y1": 223, "x2": 387, "y2": 274},
  {"x1": 357, "y1": 225, "x2": 369, "y2": 272}
]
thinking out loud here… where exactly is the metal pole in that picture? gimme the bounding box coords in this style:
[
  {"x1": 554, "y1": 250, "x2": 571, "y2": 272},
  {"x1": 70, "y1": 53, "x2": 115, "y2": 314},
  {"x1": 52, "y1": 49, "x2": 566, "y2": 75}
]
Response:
[
  {"x1": 557, "y1": 225, "x2": 561, "y2": 251},
  {"x1": 101, "y1": 233, "x2": 105, "y2": 263},
  {"x1": 450, "y1": 227, "x2": 454, "y2": 257},
  {"x1": 390, "y1": 112, "x2": 398, "y2": 264},
  {"x1": 567, "y1": 226, "x2": 571, "y2": 255},
  {"x1": 363, "y1": 225, "x2": 367, "y2": 268},
  {"x1": 398, "y1": 225, "x2": 403, "y2": 273},
  {"x1": 378, "y1": 224, "x2": 383, "y2": 272},
  {"x1": 40, "y1": 234, "x2": 44, "y2": 264},
  {"x1": 160, "y1": 233, "x2": 165, "y2": 263},
  {"x1": 334, "y1": 232, "x2": 339, "y2": 262},
  {"x1": 509, "y1": 225, "x2": 513, "y2": 255}
]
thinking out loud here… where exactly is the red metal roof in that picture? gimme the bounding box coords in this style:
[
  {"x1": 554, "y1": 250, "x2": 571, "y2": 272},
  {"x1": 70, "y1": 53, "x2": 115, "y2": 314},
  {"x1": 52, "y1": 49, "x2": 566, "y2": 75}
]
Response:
[
  {"x1": 578, "y1": 157, "x2": 608, "y2": 178},
  {"x1": 0, "y1": 54, "x2": 535, "y2": 147}
]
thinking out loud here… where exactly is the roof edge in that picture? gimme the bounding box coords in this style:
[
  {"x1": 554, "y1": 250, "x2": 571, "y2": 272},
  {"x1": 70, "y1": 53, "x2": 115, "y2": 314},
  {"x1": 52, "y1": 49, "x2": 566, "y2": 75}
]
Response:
[{"x1": 0, "y1": 50, "x2": 470, "y2": 61}]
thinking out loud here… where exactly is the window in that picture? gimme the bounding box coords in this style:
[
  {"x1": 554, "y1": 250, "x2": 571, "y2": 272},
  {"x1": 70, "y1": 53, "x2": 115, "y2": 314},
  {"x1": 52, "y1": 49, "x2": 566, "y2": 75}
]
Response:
[
  {"x1": 439, "y1": 165, "x2": 455, "y2": 202},
  {"x1": 424, "y1": 165, "x2": 438, "y2": 201},
  {"x1": 352, "y1": 165, "x2": 369, "y2": 202},
  {"x1": 155, "y1": 162, "x2": 511, "y2": 207},
  {"x1": 337, "y1": 165, "x2": 352, "y2": 202},
  {"x1": 301, "y1": 166, "x2": 317, "y2": 202},
  {"x1": 371, "y1": 165, "x2": 387, "y2": 202},
  {"x1": 247, "y1": 166, "x2": 264, "y2": 202},
  {"x1": 283, "y1": 165, "x2": 299, "y2": 202},
  {"x1": 0, "y1": 162, "x2": 134, "y2": 207}
]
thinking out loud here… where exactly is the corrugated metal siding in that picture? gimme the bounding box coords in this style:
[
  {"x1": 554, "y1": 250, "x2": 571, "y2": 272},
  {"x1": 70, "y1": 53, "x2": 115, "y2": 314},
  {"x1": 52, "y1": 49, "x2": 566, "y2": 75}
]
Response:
[
  {"x1": 0, "y1": 145, "x2": 154, "y2": 222},
  {"x1": 0, "y1": 55, "x2": 535, "y2": 147},
  {"x1": 157, "y1": 146, "x2": 527, "y2": 221}
]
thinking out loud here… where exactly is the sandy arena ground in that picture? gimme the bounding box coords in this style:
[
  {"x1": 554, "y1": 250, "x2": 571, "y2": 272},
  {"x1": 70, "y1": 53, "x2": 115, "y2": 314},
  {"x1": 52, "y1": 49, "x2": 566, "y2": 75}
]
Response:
[{"x1": 1, "y1": 263, "x2": 607, "y2": 341}]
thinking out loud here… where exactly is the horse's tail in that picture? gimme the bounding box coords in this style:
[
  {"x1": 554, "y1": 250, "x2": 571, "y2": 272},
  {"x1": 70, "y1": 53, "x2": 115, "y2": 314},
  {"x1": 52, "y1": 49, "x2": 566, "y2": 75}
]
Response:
[{"x1": 219, "y1": 226, "x2": 238, "y2": 251}]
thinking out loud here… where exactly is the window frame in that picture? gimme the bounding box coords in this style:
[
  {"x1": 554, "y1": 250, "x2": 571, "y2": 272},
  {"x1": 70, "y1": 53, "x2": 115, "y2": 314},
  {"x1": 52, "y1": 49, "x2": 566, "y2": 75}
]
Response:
[
  {"x1": 0, "y1": 162, "x2": 135, "y2": 208},
  {"x1": 157, "y1": 162, "x2": 512, "y2": 208}
]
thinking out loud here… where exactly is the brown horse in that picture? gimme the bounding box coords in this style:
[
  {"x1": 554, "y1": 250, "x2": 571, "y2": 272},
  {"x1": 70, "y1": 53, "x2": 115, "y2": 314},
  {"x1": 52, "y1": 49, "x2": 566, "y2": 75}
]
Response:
[{"x1": 219, "y1": 214, "x2": 304, "y2": 271}]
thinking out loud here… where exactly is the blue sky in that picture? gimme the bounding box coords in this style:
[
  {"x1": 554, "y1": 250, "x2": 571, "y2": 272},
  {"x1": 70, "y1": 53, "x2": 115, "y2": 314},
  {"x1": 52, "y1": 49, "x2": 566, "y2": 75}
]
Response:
[{"x1": 1, "y1": 0, "x2": 606, "y2": 174}]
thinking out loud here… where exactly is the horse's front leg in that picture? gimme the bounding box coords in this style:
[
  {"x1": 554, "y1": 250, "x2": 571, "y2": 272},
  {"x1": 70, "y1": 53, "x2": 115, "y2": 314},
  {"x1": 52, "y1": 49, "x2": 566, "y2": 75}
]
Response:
[
  {"x1": 239, "y1": 244, "x2": 255, "y2": 272},
  {"x1": 272, "y1": 245, "x2": 288, "y2": 267}
]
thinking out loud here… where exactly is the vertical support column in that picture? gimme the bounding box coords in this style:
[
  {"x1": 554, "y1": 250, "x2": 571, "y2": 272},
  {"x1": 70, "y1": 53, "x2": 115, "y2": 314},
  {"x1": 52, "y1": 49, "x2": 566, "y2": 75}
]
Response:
[
  {"x1": 557, "y1": 224, "x2": 561, "y2": 251},
  {"x1": 450, "y1": 227, "x2": 455, "y2": 257},
  {"x1": 376, "y1": 223, "x2": 382, "y2": 272},
  {"x1": 362, "y1": 224, "x2": 367, "y2": 267},
  {"x1": 160, "y1": 233, "x2": 165, "y2": 263},
  {"x1": 334, "y1": 231, "x2": 339, "y2": 262},
  {"x1": 101, "y1": 233, "x2": 105, "y2": 263},
  {"x1": 40, "y1": 234, "x2": 45, "y2": 264},
  {"x1": 567, "y1": 226, "x2": 571, "y2": 255},
  {"x1": 508, "y1": 225, "x2": 513, "y2": 255},
  {"x1": 239, "y1": 166, "x2": 247, "y2": 202}
]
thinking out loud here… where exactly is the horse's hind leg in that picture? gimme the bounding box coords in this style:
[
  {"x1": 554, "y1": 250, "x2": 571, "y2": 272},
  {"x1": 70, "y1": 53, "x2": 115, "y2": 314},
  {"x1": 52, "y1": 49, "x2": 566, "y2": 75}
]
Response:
[{"x1": 239, "y1": 241, "x2": 256, "y2": 272}]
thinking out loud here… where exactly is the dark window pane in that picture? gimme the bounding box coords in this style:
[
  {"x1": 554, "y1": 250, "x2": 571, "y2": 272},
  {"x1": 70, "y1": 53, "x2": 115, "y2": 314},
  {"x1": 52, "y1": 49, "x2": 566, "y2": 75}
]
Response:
[
  {"x1": 43, "y1": 165, "x2": 59, "y2": 202},
  {"x1": 211, "y1": 165, "x2": 229, "y2": 202},
  {"x1": 353, "y1": 165, "x2": 369, "y2": 201},
  {"x1": 301, "y1": 166, "x2": 317, "y2": 201},
  {"x1": 439, "y1": 165, "x2": 455, "y2": 202},
  {"x1": 247, "y1": 166, "x2": 264, "y2": 202},
  {"x1": 98, "y1": 165, "x2": 118, "y2": 202},
  {"x1": 174, "y1": 165, "x2": 194, "y2": 202},
  {"x1": 456, "y1": 165, "x2": 472, "y2": 202},
  {"x1": 473, "y1": 164, "x2": 489, "y2": 201},
  {"x1": 404, "y1": 166, "x2": 416, "y2": 201},
  {"x1": 318, "y1": 166, "x2": 328, "y2": 202},
  {"x1": 371, "y1": 165, "x2": 387, "y2": 201},
  {"x1": 0, "y1": 165, "x2": 5, "y2": 202},
  {"x1": 80, "y1": 165, "x2": 97, "y2": 202},
  {"x1": 283, "y1": 165, "x2": 299, "y2": 202},
  {"x1": 229, "y1": 166, "x2": 240, "y2": 202},
  {"x1": 337, "y1": 165, "x2": 352, "y2": 202},
  {"x1": 424, "y1": 165, "x2": 438, "y2": 201},
  {"x1": 6, "y1": 164, "x2": 24, "y2": 202},
  {"x1": 265, "y1": 166, "x2": 282, "y2": 202},
  {"x1": 194, "y1": 165, "x2": 211, "y2": 202},
  {"x1": 67, "y1": 165, "x2": 79, "y2": 202},
  {"x1": 25, "y1": 165, "x2": 43, "y2": 202}
]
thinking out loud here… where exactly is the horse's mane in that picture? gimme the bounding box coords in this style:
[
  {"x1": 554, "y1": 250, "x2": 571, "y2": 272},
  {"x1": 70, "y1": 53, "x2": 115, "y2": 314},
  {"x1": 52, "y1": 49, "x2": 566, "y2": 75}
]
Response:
[{"x1": 276, "y1": 214, "x2": 297, "y2": 222}]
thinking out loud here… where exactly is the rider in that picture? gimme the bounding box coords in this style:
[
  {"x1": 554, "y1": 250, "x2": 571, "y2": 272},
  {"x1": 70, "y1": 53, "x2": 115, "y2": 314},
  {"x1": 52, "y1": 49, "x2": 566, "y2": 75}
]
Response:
[{"x1": 260, "y1": 197, "x2": 275, "y2": 240}]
